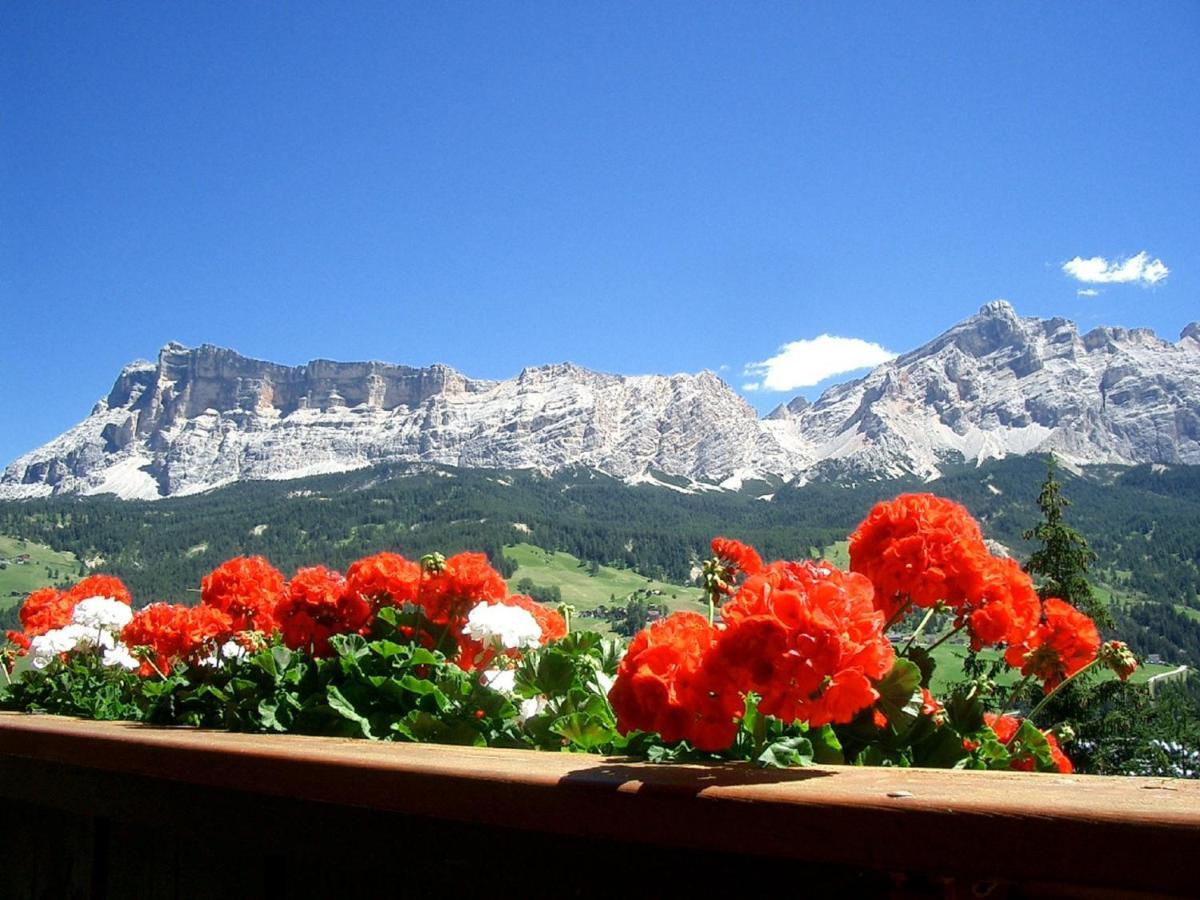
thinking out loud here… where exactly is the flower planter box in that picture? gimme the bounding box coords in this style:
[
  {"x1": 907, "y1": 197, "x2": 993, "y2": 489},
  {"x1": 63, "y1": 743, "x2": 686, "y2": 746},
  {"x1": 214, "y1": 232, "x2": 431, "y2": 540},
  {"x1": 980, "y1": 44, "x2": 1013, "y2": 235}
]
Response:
[{"x1": 1, "y1": 713, "x2": 1196, "y2": 898}]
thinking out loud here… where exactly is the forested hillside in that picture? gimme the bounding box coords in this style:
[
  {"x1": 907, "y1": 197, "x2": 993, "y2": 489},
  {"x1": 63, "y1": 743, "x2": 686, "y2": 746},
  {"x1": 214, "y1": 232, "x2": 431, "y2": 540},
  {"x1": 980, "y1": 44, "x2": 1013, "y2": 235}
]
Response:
[{"x1": 1, "y1": 459, "x2": 1197, "y2": 663}]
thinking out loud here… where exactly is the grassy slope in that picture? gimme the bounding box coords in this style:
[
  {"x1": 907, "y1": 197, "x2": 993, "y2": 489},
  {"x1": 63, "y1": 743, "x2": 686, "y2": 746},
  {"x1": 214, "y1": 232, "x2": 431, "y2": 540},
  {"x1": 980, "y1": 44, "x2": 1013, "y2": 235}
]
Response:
[
  {"x1": 503, "y1": 542, "x2": 705, "y2": 634},
  {"x1": 0, "y1": 535, "x2": 80, "y2": 609}
]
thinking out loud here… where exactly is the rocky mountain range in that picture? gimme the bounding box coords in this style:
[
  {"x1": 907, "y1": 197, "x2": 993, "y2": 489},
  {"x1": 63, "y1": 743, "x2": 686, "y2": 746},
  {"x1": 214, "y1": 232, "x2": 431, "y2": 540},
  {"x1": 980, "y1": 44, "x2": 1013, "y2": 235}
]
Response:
[{"x1": 2, "y1": 301, "x2": 1198, "y2": 500}]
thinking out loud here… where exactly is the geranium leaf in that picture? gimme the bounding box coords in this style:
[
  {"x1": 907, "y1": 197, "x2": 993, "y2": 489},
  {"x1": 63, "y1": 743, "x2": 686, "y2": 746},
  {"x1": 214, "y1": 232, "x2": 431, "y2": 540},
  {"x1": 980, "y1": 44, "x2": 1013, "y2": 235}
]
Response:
[
  {"x1": 325, "y1": 684, "x2": 374, "y2": 739},
  {"x1": 810, "y1": 724, "x2": 845, "y2": 764},
  {"x1": 876, "y1": 658, "x2": 924, "y2": 728},
  {"x1": 757, "y1": 735, "x2": 814, "y2": 768}
]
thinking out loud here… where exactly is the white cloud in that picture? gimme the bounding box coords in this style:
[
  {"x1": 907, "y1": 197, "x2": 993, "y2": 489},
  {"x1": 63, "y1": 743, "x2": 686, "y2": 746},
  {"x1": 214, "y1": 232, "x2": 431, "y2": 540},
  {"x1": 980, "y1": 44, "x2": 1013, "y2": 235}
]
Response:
[
  {"x1": 743, "y1": 334, "x2": 896, "y2": 393},
  {"x1": 1062, "y1": 251, "x2": 1169, "y2": 285},
  {"x1": 1077, "y1": 288, "x2": 1100, "y2": 297}
]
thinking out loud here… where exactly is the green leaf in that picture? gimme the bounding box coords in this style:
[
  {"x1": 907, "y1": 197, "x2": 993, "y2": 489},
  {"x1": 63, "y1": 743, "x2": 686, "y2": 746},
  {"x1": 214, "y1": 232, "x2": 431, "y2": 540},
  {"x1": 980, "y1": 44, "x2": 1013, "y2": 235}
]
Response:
[
  {"x1": 756, "y1": 735, "x2": 814, "y2": 768},
  {"x1": 550, "y1": 713, "x2": 612, "y2": 750},
  {"x1": 257, "y1": 698, "x2": 287, "y2": 732},
  {"x1": 911, "y1": 724, "x2": 969, "y2": 769},
  {"x1": 330, "y1": 633, "x2": 369, "y2": 662},
  {"x1": 810, "y1": 724, "x2": 845, "y2": 764},
  {"x1": 906, "y1": 646, "x2": 936, "y2": 688},
  {"x1": 876, "y1": 659, "x2": 924, "y2": 729},
  {"x1": 945, "y1": 684, "x2": 986, "y2": 734},
  {"x1": 535, "y1": 650, "x2": 577, "y2": 697},
  {"x1": 325, "y1": 685, "x2": 375, "y2": 739},
  {"x1": 1012, "y1": 720, "x2": 1057, "y2": 771}
]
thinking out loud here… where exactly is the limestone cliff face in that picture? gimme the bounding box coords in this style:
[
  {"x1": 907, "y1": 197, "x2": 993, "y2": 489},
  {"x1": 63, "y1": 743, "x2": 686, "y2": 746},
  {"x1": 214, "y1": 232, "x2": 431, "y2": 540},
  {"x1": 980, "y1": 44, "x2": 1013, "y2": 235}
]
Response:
[
  {"x1": 3, "y1": 303, "x2": 1198, "y2": 500},
  {"x1": 1, "y1": 346, "x2": 774, "y2": 498}
]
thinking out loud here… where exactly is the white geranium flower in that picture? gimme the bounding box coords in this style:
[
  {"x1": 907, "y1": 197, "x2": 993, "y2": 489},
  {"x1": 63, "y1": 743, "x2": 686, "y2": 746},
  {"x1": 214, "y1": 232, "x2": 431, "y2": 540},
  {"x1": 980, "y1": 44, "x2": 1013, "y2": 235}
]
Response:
[
  {"x1": 197, "y1": 639, "x2": 247, "y2": 669},
  {"x1": 481, "y1": 668, "x2": 517, "y2": 695},
  {"x1": 462, "y1": 602, "x2": 541, "y2": 651},
  {"x1": 71, "y1": 596, "x2": 133, "y2": 631},
  {"x1": 29, "y1": 624, "x2": 113, "y2": 669},
  {"x1": 102, "y1": 643, "x2": 141, "y2": 671},
  {"x1": 518, "y1": 696, "x2": 548, "y2": 724}
]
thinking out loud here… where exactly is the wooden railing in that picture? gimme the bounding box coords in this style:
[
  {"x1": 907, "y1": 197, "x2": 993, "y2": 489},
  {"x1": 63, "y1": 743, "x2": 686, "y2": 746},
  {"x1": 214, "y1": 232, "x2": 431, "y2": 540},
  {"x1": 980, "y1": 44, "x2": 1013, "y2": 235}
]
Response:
[{"x1": 1, "y1": 712, "x2": 1197, "y2": 898}]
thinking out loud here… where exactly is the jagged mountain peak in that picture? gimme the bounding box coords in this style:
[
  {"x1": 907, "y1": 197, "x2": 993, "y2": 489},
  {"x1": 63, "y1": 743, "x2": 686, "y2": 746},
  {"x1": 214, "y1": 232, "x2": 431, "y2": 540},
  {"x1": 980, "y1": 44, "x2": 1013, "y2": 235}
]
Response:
[
  {"x1": 3, "y1": 305, "x2": 1198, "y2": 500},
  {"x1": 775, "y1": 304, "x2": 1200, "y2": 480}
]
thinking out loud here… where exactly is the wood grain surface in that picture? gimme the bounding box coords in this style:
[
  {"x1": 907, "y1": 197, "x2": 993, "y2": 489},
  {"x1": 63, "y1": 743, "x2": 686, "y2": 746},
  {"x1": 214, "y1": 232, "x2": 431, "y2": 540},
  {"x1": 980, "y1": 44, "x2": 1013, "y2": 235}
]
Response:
[{"x1": 1, "y1": 712, "x2": 1197, "y2": 896}]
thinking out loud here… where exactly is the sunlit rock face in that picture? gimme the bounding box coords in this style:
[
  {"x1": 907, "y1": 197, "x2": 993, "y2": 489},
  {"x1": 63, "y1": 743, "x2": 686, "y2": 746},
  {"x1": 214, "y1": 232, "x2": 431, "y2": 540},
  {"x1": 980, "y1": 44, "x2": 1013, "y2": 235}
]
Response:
[
  {"x1": 4, "y1": 303, "x2": 1198, "y2": 500},
  {"x1": 1, "y1": 344, "x2": 778, "y2": 498},
  {"x1": 765, "y1": 301, "x2": 1200, "y2": 482}
]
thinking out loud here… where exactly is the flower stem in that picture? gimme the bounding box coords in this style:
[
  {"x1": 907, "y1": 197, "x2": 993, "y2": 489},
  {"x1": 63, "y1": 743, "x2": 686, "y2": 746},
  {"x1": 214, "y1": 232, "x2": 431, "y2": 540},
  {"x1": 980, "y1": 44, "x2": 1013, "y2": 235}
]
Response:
[
  {"x1": 1001, "y1": 673, "x2": 1034, "y2": 718},
  {"x1": 145, "y1": 655, "x2": 169, "y2": 682},
  {"x1": 922, "y1": 622, "x2": 966, "y2": 655},
  {"x1": 752, "y1": 706, "x2": 767, "y2": 757},
  {"x1": 1027, "y1": 659, "x2": 1100, "y2": 724},
  {"x1": 903, "y1": 607, "x2": 938, "y2": 654}
]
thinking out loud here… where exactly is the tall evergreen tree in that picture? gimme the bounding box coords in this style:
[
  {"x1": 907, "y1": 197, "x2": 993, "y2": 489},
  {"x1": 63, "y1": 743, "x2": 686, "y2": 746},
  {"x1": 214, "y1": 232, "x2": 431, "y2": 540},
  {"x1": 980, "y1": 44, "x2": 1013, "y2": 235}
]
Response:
[{"x1": 1023, "y1": 454, "x2": 1112, "y2": 628}]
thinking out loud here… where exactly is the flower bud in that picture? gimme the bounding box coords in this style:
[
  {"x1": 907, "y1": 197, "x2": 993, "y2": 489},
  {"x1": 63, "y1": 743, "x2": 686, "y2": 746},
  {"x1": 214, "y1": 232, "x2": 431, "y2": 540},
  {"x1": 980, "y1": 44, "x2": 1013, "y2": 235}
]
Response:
[
  {"x1": 1098, "y1": 640, "x2": 1138, "y2": 681},
  {"x1": 420, "y1": 552, "x2": 447, "y2": 574}
]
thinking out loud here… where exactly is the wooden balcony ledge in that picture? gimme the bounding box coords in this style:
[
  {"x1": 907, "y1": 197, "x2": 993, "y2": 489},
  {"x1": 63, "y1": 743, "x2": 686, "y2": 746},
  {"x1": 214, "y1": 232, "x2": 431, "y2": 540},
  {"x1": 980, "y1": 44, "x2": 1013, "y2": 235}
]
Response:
[{"x1": 1, "y1": 712, "x2": 1197, "y2": 899}]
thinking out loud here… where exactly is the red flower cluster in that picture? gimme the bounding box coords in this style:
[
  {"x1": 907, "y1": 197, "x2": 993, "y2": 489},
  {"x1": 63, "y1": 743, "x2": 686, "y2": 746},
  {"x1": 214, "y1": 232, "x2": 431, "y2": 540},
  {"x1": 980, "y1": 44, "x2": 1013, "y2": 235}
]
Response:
[
  {"x1": 1004, "y1": 598, "x2": 1101, "y2": 691},
  {"x1": 984, "y1": 713, "x2": 1072, "y2": 774},
  {"x1": 201, "y1": 556, "x2": 285, "y2": 632},
  {"x1": 345, "y1": 552, "x2": 423, "y2": 610},
  {"x1": 16, "y1": 587, "x2": 75, "y2": 638},
  {"x1": 717, "y1": 560, "x2": 895, "y2": 727},
  {"x1": 608, "y1": 611, "x2": 741, "y2": 751},
  {"x1": 610, "y1": 552, "x2": 896, "y2": 750},
  {"x1": 420, "y1": 552, "x2": 508, "y2": 625},
  {"x1": 67, "y1": 574, "x2": 134, "y2": 606},
  {"x1": 849, "y1": 494, "x2": 988, "y2": 619},
  {"x1": 957, "y1": 557, "x2": 1042, "y2": 652},
  {"x1": 275, "y1": 566, "x2": 371, "y2": 657},
  {"x1": 4, "y1": 547, "x2": 567, "y2": 676},
  {"x1": 710, "y1": 537, "x2": 763, "y2": 579},
  {"x1": 850, "y1": 494, "x2": 1105, "y2": 693},
  {"x1": 122, "y1": 603, "x2": 234, "y2": 676}
]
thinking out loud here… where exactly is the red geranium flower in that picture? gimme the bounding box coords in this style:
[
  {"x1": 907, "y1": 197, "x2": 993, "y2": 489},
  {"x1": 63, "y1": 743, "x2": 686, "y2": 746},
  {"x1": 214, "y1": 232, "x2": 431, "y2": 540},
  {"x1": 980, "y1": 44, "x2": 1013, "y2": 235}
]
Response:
[
  {"x1": 608, "y1": 611, "x2": 741, "y2": 751},
  {"x1": 958, "y1": 556, "x2": 1042, "y2": 651},
  {"x1": 716, "y1": 560, "x2": 894, "y2": 728},
  {"x1": 276, "y1": 566, "x2": 372, "y2": 657},
  {"x1": 122, "y1": 603, "x2": 234, "y2": 677},
  {"x1": 710, "y1": 537, "x2": 763, "y2": 578},
  {"x1": 18, "y1": 587, "x2": 74, "y2": 638},
  {"x1": 1003, "y1": 598, "x2": 1100, "y2": 691},
  {"x1": 345, "y1": 552, "x2": 423, "y2": 611},
  {"x1": 6, "y1": 630, "x2": 31, "y2": 652},
  {"x1": 849, "y1": 494, "x2": 989, "y2": 619},
  {"x1": 420, "y1": 552, "x2": 507, "y2": 626},
  {"x1": 65, "y1": 574, "x2": 133, "y2": 606},
  {"x1": 201, "y1": 556, "x2": 285, "y2": 632}
]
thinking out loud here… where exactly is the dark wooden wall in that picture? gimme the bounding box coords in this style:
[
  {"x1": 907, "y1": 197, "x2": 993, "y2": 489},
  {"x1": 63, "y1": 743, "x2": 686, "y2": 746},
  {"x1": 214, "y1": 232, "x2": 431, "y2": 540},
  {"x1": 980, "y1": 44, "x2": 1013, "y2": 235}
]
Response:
[{"x1": 1, "y1": 714, "x2": 1196, "y2": 899}]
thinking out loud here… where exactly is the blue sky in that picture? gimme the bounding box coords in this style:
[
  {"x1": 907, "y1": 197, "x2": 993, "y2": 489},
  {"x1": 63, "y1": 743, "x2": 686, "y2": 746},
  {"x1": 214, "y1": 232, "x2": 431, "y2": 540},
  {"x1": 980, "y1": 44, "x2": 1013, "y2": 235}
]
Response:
[{"x1": 2, "y1": 3, "x2": 1197, "y2": 465}]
